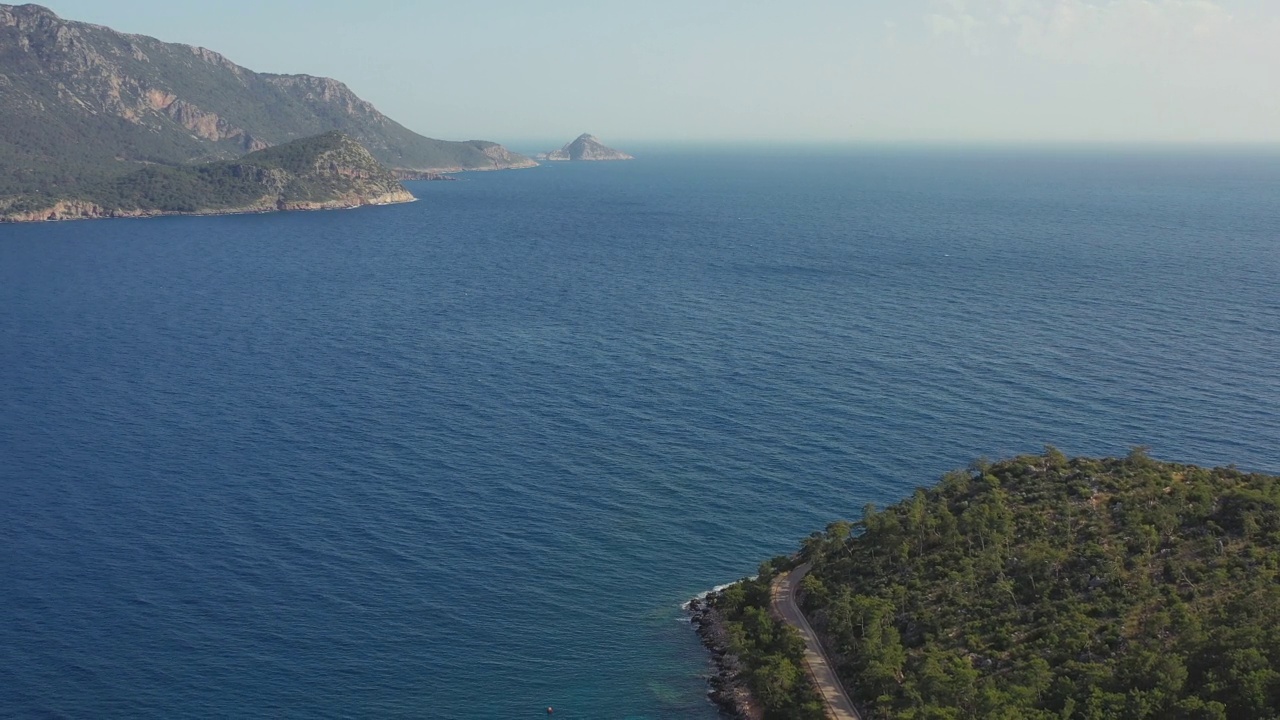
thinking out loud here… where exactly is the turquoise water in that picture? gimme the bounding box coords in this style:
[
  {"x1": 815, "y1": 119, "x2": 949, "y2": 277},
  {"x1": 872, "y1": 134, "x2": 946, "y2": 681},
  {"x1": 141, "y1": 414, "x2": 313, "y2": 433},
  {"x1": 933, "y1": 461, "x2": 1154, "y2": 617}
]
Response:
[{"x1": 2, "y1": 149, "x2": 1278, "y2": 718}]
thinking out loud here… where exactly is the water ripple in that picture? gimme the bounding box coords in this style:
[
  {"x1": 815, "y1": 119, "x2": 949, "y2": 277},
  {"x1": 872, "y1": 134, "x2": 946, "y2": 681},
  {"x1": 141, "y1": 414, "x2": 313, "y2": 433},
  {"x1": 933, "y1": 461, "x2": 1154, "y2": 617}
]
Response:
[{"x1": 2, "y1": 151, "x2": 1278, "y2": 719}]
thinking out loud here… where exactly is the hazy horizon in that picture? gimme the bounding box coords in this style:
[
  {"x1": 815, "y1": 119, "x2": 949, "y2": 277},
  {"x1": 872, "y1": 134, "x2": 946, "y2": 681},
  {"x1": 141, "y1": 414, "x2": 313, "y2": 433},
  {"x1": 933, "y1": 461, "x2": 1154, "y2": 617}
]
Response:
[{"x1": 34, "y1": 0, "x2": 1280, "y2": 148}]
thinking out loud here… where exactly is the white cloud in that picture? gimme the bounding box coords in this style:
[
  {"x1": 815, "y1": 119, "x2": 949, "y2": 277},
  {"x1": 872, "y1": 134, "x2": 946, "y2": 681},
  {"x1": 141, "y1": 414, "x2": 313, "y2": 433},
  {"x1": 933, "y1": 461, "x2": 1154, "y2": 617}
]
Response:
[
  {"x1": 906, "y1": 0, "x2": 1280, "y2": 142},
  {"x1": 927, "y1": 8, "x2": 988, "y2": 52},
  {"x1": 1013, "y1": 0, "x2": 1233, "y2": 65},
  {"x1": 925, "y1": 0, "x2": 1259, "y2": 67}
]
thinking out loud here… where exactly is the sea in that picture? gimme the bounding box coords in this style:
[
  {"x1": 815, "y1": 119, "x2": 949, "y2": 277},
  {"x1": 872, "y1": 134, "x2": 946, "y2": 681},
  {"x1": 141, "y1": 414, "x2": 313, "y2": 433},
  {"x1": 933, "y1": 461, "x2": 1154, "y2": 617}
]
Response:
[{"x1": 2, "y1": 147, "x2": 1278, "y2": 719}]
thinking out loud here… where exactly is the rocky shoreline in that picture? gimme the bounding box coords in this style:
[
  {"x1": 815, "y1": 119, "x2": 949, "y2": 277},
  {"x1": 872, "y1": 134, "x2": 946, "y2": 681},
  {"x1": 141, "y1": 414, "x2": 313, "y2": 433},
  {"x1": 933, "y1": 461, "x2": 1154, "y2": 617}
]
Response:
[
  {"x1": 0, "y1": 189, "x2": 416, "y2": 223},
  {"x1": 390, "y1": 169, "x2": 457, "y2": 181},
  {"x1": 687, "y1": 592, "x2": 764, "y2": 720}
]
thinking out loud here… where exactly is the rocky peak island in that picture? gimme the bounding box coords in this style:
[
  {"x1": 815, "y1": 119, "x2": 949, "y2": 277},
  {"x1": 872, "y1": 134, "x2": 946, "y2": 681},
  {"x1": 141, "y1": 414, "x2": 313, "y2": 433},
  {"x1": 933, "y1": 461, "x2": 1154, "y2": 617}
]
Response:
[{"x1": 538, "y1": 134, "x2": 633, "y2": 161}]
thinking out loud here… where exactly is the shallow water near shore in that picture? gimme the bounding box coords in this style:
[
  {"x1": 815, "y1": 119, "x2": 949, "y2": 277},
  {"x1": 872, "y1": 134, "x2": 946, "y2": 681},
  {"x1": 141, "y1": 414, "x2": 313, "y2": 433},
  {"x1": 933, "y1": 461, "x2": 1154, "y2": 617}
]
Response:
[{"x1": 2, "y1": 148, "x2": 1278, "y2": 719}]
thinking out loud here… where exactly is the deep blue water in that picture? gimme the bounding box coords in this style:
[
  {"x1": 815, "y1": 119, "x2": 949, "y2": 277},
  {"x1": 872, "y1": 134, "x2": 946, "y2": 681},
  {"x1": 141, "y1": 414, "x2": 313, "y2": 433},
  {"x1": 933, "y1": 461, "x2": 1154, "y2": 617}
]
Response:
[{"x1": 2, "y1": 149, "x2": 1278, "y2": 719}]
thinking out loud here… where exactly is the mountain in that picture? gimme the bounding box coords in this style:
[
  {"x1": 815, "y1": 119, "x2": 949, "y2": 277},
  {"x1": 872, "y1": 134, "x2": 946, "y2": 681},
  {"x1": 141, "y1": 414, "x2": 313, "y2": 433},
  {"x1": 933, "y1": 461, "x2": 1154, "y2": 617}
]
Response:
[
  {"x1": 0, "y1": 3, "x2": 534, "y2": 200},
  {"x1": 1, "y1": 131, "x2": 414, "y2": 221},
  {"x1": 539, "y1": 133, "x2": 633, "y2": 161}
]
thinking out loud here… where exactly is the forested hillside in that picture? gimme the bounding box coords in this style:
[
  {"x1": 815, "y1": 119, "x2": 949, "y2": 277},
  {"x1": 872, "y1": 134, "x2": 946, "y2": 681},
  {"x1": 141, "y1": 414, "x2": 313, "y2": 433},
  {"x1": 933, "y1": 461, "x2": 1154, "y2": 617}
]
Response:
[
  {"x1": 693, "y1": 565, "x2": 826, "y2": 720},
  {"x1": 1, "y1": 132, "x2": 413, "y2": 220},
  {"x1": 711, "y1": 451, "x2": 1280, "y2": 720},
  {"x1": 803, "y1": 450, "x2": 1280, "y2": 719}
]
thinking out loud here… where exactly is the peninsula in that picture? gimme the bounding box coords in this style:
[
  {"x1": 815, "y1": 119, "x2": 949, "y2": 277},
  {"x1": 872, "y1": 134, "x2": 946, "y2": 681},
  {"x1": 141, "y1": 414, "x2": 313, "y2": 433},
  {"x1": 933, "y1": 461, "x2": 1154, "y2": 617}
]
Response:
[
  {"x1": 693, "y1": 450, "x2": 1280, "y2": 719},
  {"x1": 538, "y1": 134, "x2": 634, "y2": 161},
  {"x1": 2, "y1": 132, "x2": 414, "y2": 222},
  {"x1": 0, "y1": 3, "x2": 534, "y2": 219}
]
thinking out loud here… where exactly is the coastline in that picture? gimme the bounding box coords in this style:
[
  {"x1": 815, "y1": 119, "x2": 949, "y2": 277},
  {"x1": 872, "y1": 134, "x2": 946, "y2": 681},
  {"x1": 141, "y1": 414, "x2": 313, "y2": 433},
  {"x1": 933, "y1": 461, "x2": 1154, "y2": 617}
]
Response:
[
  {"x1": 771, "y1": 564, "x2": 862, "y2": 720},
  {"x1": 427, "y1": 159, "x2": 541, "y2": 174},
  {"x1": 687, "y1": 591, "x2": 764, "y2": 720},
  {"x1": 0, "y1": 190, "x2": 418, "y2": 224},
  {"x1": 0, "y1": 160, "x2": 541, "y2": 223}
]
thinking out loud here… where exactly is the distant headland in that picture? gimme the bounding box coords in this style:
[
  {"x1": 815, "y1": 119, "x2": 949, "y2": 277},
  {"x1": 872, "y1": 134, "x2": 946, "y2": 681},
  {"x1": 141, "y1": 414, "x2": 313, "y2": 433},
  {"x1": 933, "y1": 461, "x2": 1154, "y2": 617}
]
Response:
[{"x1": 0, "y1": 3, "x2": 533, "y2": 222}]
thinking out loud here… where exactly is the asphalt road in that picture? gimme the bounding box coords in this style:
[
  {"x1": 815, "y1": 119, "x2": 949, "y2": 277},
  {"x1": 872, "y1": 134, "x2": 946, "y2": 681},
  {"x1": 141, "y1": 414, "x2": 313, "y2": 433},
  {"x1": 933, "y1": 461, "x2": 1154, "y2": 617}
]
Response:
[{"x1": 770, "y1": 563, "x2": 863, "y2": 720}]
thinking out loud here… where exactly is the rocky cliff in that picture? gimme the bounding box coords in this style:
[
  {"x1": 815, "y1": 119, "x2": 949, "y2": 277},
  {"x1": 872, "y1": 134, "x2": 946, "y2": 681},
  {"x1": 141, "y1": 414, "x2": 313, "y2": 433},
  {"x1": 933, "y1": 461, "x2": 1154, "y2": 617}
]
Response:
[
  {"x1": 0, "y1": 3, "x2": 534, "y2": 202},
  {"x1": 539, "y1": 134, "x2": 634, "y2": 161}
]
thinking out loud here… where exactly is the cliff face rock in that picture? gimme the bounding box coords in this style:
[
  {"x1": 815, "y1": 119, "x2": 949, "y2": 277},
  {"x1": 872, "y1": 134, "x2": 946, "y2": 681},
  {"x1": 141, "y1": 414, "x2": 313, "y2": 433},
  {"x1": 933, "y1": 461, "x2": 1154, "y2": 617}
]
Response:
[
  {"x1": 162, "y1": 98, "x2": 267, "y2": 150},
  {"x1": 1, "y1": 198, "x2": 117, "y2": 222},
  {"x1": 1, "y1": 131, "x2": 416, "y2": 222},
  {"x1": 539, "y1": 133, "x2": 634, "y2": 162},
  {"x1": 0, "y1": 2, "x2": 533, "y2": 202}
]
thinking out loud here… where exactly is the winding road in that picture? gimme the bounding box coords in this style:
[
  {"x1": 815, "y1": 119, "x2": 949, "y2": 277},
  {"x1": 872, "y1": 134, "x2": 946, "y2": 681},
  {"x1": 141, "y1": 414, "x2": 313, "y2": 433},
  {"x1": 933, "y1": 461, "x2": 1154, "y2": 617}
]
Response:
[{"x1": 770, "y1": 563, "x2": 863, "y2": 720}]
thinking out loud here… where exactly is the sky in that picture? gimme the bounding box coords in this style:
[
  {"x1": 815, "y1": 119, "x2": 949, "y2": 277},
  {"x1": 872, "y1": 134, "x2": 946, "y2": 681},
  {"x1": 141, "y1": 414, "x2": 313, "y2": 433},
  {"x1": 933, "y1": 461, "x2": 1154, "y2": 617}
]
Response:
[{"x1": 37, "y1": 0, "x2": 1280, "y2": 147}]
